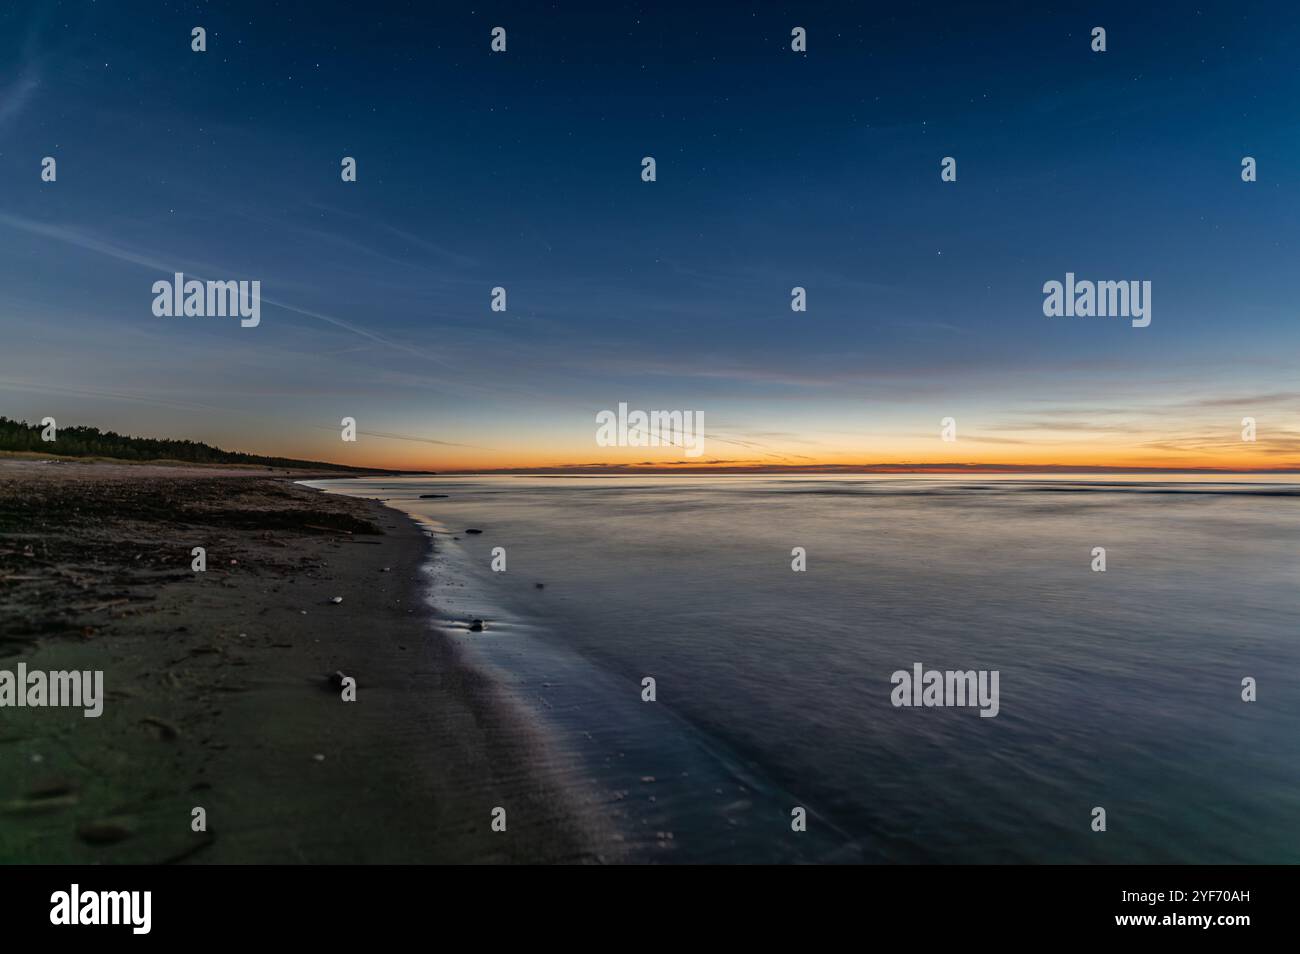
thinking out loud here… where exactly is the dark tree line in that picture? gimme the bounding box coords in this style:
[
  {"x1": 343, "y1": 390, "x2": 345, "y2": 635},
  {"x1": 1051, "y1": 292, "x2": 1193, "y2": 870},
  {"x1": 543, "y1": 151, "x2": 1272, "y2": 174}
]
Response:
[{"x1": 0, "y1": 416, "x2": 366, "y2": 471}]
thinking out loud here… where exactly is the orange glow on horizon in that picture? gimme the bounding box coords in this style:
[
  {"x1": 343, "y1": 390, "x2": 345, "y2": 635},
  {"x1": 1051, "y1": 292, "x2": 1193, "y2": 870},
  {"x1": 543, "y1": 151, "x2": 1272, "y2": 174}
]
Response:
[{"x1": 265, "y1": 433, "x2": 1300, "y2": 474}]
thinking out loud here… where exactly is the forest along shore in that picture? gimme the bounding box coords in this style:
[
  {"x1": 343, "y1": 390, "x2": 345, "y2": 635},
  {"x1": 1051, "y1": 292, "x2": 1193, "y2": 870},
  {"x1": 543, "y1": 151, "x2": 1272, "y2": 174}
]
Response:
[{"x1": 0, "y1": 460, "x2": 613, "y2": 863}]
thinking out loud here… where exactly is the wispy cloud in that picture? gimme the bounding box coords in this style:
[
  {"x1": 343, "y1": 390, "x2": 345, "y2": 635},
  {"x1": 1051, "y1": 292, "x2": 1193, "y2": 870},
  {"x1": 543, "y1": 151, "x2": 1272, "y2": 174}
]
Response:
[
  {"x1": 0, "y1": 27, "x2": 41, "y2": 131},
  {"x1": 309, "y1": 424, "x2": 485, "y2": 450},
  {"x1": 0, "y1": 212, "x2": 460, "y2": 372}
]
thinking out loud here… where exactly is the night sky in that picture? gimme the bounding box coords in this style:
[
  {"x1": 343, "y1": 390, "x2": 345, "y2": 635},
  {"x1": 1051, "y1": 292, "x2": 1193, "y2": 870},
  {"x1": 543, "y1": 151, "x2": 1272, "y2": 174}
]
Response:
[{"x1": 2, "y1": 1, "x2": 1298, "y2": 470}]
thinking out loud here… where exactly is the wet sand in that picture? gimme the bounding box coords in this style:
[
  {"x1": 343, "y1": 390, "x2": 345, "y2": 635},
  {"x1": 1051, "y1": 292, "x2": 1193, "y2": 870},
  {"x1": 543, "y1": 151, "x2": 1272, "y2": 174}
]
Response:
[{"x1": 0, "y1": 460, "x2": 615, "y2": 863}]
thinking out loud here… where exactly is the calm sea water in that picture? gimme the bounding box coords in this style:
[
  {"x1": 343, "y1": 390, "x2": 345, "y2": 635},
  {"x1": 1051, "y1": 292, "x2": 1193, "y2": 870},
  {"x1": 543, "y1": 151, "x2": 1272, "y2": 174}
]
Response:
[{"x1": 312, "y1": 475, "x2": 1300, "y2": 863}]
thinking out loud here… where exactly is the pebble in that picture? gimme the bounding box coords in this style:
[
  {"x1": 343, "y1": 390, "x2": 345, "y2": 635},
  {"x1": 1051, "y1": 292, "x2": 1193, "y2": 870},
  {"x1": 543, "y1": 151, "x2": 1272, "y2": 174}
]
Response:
[
  {"x1": 77, "y1": 820, "x2": 133, "y2": 845},
  {"x1": 26, "y1": 778, "x2": 75, "y2": 799},
  {"x1": 141, "y1": 716, "x2": 181, "y2": 741}
]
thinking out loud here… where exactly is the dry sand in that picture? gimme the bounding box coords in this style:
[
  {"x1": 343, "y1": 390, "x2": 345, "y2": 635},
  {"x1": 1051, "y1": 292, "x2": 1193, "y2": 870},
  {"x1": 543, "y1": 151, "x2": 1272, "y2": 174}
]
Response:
[{"x1": 0, "y1": 460, "x2": 616, "y2": 863}]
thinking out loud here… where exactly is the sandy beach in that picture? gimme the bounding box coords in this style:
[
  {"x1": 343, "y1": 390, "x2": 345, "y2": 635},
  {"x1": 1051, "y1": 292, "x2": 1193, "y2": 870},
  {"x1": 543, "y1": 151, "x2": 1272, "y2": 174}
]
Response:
[{"x1": 0, "y1": 460, "x2": 614, "y2": 863}]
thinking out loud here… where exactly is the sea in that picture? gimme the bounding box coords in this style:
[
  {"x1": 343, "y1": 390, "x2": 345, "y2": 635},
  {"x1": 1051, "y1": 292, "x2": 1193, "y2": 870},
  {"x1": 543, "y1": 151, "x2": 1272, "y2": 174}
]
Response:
[{"x1": 308, "y1": 475, "x2": 1300, "y2": 863}]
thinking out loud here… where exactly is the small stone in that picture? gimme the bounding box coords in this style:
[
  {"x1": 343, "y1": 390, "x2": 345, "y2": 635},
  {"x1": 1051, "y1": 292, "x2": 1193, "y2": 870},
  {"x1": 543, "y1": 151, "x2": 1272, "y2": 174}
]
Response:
[
  {"x1": 141, "y1": 716, "x2": 181, "y2": 741},
  {"x1": 77, "y1": 820, "x2": 133, "y2": 845},
  {"x1": 27, "y1": 777, "x2": 75, "y2": 799}
]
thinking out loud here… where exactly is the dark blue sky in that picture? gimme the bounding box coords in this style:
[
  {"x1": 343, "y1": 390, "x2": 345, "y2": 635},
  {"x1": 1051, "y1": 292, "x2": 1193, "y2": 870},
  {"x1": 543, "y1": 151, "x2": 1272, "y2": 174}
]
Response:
[{"x1": 2, "y1": 1, "x2": 1298, "y2": 469}]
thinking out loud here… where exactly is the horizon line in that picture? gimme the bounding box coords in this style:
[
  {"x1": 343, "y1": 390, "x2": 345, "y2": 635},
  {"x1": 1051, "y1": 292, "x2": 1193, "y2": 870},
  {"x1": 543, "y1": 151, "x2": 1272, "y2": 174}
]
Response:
[{"x1": 402, "y1": 463, "x2": 1300, "y2": 476}]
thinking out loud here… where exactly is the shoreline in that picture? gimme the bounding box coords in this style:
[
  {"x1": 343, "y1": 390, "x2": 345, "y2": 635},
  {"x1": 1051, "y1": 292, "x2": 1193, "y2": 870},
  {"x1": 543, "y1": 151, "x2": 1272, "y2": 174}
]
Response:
[
  {"x1": 0, "y1": 461, "x2": 616, "y2": 863},
  {"x1": 317, "y1": 476, "x2": 864, "y2": 863}
]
